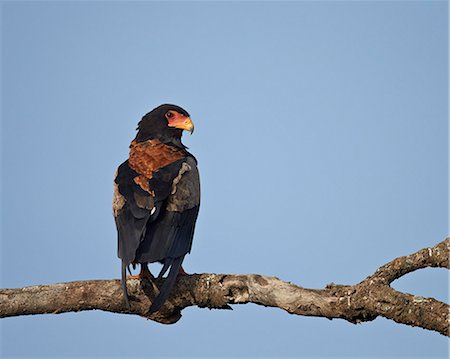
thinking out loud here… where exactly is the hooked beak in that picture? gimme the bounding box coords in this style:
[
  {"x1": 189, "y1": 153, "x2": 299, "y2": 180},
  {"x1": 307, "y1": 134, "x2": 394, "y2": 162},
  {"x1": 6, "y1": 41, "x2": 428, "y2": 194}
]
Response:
[{"x1": 169, "y1": 116, "x2": 194, "y2": 134}]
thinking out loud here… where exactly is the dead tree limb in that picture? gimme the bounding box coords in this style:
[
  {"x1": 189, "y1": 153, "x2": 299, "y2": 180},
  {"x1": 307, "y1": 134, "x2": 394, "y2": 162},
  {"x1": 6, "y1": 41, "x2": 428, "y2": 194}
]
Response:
[{"x1": 1, "y1": 238, "x2": 448, "y2": 336}]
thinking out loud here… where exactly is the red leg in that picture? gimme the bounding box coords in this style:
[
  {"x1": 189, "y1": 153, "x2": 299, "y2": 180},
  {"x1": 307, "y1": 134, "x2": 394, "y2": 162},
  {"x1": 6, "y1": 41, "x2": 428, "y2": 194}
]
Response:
[
  {"x1": 128, "y1": 263, "x2": 153, "y2": 280},
  {"x1": 178, "y1": 265, "x2": 189, "y2": 276}
]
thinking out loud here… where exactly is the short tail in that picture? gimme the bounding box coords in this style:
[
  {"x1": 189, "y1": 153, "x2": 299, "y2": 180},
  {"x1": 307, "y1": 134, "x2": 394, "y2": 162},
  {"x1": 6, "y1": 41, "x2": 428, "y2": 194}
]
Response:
[
  {"x1": 121, "y1": 262, "x2": 130, "y2": 308},
  {"x1": 149, "y1": 256, "x2": 183, "y2": 313}
]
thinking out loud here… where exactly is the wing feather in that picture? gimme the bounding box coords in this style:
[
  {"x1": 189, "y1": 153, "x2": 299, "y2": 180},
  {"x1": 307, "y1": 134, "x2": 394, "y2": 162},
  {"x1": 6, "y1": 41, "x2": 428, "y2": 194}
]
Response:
[{"x1": 114, "y1": 158, "x2": 186, "y2": 265}]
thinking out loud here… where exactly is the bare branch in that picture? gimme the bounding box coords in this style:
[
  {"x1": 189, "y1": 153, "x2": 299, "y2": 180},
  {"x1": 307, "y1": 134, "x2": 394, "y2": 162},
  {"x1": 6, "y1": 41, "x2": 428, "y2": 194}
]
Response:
[
  {"x1": 0, "y1": 238, "x2": 448, "y2": 336},
  {"x1": 367, "y1": 237, "x2": 449, "y2": 285}
]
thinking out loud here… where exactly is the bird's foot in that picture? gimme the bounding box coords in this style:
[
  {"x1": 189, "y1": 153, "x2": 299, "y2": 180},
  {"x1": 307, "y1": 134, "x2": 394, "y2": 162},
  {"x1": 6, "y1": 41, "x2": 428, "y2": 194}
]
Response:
[
  {"x1": 127, "y1": 274, "x2": 145, "y2": 279},
  {"x1": 178, "y1": 266, "x2": 189, "y2": 276},
  {"x1": 128, "y1": 264, "x2": 154, "y2": 281}
]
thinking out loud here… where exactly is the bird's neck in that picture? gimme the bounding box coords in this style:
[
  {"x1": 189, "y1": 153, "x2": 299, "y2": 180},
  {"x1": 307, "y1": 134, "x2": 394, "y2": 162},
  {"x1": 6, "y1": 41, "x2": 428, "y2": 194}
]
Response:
[{"x1": 134, "y1": 131, "x2": 187, "y2": 150}]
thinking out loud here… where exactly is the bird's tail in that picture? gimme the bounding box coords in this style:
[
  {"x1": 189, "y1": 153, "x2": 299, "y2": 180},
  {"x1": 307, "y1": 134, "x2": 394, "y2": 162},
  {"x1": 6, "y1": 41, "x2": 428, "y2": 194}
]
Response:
[
  {"x1": 121, "y1": 261, "x2": 130, "y2": 308},
  {"x1": 149, "y1": 256, "x2": 184, "y2": 313}
]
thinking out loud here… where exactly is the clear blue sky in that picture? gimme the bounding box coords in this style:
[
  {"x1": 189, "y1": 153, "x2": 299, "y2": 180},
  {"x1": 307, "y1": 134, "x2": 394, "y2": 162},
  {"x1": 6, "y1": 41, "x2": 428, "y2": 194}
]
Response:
[{"x1": 1, "y1": 1, "x2": 448, "y2": 358}]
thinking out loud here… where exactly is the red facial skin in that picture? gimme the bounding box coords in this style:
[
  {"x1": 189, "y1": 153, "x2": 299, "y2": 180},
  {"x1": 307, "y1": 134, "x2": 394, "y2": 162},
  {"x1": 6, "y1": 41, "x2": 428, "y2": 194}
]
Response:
[{"x1": 165, "y1": 110, "x2": 194, "y2": 133}]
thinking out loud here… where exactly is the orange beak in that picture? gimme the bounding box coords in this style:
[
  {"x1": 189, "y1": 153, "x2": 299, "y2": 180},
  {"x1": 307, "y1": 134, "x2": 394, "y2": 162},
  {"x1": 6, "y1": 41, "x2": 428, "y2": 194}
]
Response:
[{"x1": 168, "y1": 115, "x2": 194, "y2": 134}]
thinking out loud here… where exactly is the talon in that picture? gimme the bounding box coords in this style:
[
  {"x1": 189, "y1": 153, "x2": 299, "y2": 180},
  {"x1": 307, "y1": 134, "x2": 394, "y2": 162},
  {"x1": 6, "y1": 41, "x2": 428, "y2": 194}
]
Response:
[
  {"x1": 178, "y1": 265, "x2": 189, "y2": 276},
  {"x1": 128, "y1": 264, "x2": 154, "y2": 280},
  {"x1": 127, "y1": 274, "x2": 143, "y2": 280}
]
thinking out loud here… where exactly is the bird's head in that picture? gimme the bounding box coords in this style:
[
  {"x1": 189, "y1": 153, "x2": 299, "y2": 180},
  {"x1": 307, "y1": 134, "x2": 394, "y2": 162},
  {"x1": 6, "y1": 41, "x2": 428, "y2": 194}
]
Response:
[{"x1": 135, "y1": 104, "x2": 194, "y2": 144}]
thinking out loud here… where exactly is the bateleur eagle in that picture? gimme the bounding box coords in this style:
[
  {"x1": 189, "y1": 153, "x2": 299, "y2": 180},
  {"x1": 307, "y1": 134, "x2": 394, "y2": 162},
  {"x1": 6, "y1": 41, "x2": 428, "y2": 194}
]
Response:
[{"x1": 112, "y1": 104, "x2": 200, "y2": 312}]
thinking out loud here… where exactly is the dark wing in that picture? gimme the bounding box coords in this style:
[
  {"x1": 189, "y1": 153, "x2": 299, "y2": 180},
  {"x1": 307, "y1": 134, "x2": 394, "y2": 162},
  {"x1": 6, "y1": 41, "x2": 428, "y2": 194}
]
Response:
[
  {"x1": 140, "y1": 156, "x2": 200, "y2": 313},
  {"x1": 135, "y1": 156, "x2": 200, "y2": 264},
  {"x1": 113, "y1": 159, "x2": 186, "y2": 265}
]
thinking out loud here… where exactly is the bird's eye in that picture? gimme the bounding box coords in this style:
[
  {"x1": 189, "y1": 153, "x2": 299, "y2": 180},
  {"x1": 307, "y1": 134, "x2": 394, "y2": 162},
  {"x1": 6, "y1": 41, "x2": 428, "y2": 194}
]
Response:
[{"x1": 166, "y1": 111, "x2": 174, "y2": 119}]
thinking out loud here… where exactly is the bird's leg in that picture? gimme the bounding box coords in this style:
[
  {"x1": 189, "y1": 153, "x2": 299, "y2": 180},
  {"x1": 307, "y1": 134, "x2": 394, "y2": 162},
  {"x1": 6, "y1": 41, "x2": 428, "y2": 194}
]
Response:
[
  {"x1": 128, "y1": 263, "x2": 154, "y2": 280},
  {"x1": 141, "y1": 263, "x2": 154, "y2": 280}
]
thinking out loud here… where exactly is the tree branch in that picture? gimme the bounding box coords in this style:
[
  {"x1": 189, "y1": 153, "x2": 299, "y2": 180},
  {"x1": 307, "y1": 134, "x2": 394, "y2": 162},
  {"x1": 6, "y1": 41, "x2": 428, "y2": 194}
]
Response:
[{"x1": 1, "y1": 238, "x2": 448, "y2": 336}]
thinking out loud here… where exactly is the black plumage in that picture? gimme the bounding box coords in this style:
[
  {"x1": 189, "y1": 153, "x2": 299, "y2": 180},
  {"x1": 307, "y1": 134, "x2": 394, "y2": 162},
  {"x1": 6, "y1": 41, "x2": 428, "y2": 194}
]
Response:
[{"x1": 113, "y1": 104, "x2": 200, "y2": 312}]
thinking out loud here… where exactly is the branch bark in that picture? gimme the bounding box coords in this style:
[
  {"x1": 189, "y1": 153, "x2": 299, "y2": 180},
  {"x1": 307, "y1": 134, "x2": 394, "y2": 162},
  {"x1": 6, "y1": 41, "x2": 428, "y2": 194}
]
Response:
[{"x1": 1, "y1": 238, "x2": 448, "y2": 336}]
